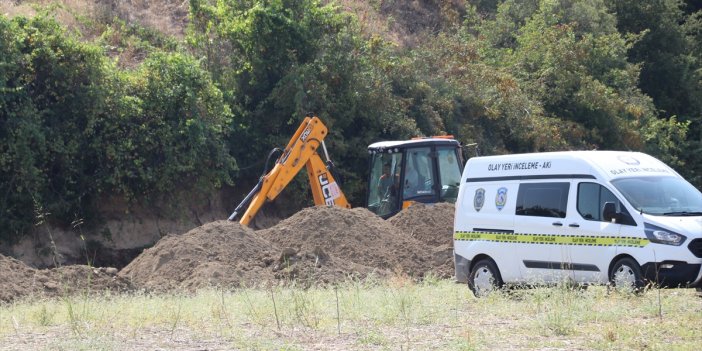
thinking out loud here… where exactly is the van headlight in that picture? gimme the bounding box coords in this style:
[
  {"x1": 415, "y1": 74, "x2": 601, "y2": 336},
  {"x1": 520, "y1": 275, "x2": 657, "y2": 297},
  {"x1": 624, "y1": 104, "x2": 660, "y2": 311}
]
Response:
[{"x1": 644, "y1": 223, "x2": 686, "y2": 246}]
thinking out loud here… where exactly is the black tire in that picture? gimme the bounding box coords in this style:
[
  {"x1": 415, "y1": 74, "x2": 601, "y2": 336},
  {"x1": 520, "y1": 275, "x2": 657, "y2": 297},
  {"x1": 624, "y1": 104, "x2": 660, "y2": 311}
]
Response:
[
  {"x1": 468, "y1": 259, "x2": 503, "y2": 297},
  {"x1": 609, "y1": 257, "x2": 645, "y2": 293}
]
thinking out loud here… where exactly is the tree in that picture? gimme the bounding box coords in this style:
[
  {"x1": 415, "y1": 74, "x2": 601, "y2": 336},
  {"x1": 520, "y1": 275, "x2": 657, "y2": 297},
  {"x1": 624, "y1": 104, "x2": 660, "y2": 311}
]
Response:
[
  {"x1": 0, "y1": 15, "x2": 237, "y2": 241},
  {"x1": 474, "y1": 0, "x2": 687, "y2": 160},
  {"x1": 608, "y1": 0, "x2": 702, "y2": 183}
]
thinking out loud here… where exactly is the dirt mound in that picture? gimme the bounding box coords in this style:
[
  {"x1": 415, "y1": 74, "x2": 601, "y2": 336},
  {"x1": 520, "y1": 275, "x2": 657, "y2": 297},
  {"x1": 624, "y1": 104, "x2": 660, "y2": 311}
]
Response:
[
  {"x1": 37, "y1": 266, "x2": 132, "y2": 297},
  {"x1": 0, "y1": 254, "x2": 130, "y2": 303},
  {"x1": 3, "y1": 203, "x2": 460, "y2": 300},
  {"x1": 119, "y1": 221, "x2": 279, "y2": 292},
  {"x1": 271, "y1": 246, "x2": 382, "y2": 287},
  {"x1": 116, "y1": 204, "x2": 459, "y2": 292},
  {"x1": 259, "y1": 206, "x2": 432, "y2": 277},
  {"x1": 0, "y1": 254, "x2": 40, "y2": 302},
  {"x1": 389, "y1": 202, "x2": 456, "y2": 278},
  {"x1": 388, "y1": 202, "x2": 455, "y2": 247}
]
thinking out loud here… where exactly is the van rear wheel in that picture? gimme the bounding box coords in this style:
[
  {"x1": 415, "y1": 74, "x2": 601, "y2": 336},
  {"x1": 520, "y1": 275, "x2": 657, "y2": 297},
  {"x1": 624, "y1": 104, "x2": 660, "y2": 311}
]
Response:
[
  {"x1": 610, "y1": 257, "x2": 645, "y2": 293},
  {"x1": 468, "y1": 259, "x2": 503, "y2": 297}
]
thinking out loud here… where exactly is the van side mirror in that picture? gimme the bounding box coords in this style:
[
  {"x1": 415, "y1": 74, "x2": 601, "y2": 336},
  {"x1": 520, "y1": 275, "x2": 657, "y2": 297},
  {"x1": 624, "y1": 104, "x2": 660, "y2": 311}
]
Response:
[{"x1": 602, "y1": 202, "x2": 617, "y2": 223}]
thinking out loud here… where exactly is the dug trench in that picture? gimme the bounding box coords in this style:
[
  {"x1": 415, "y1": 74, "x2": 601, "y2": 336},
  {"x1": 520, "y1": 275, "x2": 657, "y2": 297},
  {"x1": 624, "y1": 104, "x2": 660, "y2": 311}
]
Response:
[{"x1": 0, "y1": 203, "x2": 456, "y2": 302}]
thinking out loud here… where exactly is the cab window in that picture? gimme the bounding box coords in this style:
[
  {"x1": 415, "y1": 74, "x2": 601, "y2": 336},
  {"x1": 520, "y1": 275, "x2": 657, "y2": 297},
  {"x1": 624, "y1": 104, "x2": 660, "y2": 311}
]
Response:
[
  {"x1": 516, "y1": 182, "x2": 569, "y2": 218},
  {"x1": 404, "y1": 148, "x2": 436, "y2": 199},
  {"x1": 368, "y1": 152, "x2": 403, "y2": 217},
  {"x1": 577, "y1": 182, "x2": 635, "y2": 225}
]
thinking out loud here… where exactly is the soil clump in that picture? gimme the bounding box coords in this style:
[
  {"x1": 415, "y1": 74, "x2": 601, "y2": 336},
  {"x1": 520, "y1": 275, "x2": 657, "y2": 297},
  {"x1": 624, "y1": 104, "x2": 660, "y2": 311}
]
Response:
[
  {"x1": 0, "y1": 254, "x2": 130, "y2": 303},
  {"x1": 388, "y1": 202, "x2": 456, "y2": 278},
  {"x1": 119, "y1": 221, "x2": 278, "y2": 292},
  {"x1": 388, "y1": 202, "x2": 455, "y2": 247},
  {"x1": 259, "y1": 206, "x2": 432, "y2": 277},
  {"x1": 3, "y1": 203, "x2": 461, "y2": 300},
  {"x1": 119, "y1": 215, "x2": 385, "y2": 291}
]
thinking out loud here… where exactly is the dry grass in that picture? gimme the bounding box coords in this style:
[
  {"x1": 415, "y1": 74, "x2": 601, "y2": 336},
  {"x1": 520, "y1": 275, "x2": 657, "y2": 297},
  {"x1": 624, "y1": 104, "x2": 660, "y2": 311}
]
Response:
[
  {"x1": 1, "y1": 279, "x2": 701, "y2": 350},
  {"x1": 3, "y1": 0, "x2": 465, "y2": 50},
  {"x1": 333, "y1": 0, "x2": 402, "y2": 46},
  {"x1": 1, "y1": 0, "x2": 187, "y2": 38},
  {"x1": 1, "y1": 0, "x2": 185, "y2": 68},
  {"x1": 1, "y1": 0, "x2": 90, "y2": 33}
]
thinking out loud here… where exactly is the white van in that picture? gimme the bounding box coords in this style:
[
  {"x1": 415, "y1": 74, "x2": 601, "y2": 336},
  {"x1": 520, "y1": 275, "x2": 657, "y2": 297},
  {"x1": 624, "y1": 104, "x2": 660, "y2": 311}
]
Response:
[{"x1": 453, "y1": 151, "x2": 702, "y2": 296}]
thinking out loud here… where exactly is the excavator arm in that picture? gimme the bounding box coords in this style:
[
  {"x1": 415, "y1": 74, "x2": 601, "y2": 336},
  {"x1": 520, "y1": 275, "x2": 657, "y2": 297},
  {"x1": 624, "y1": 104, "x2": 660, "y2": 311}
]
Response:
[{"x1": 228, "y1": 116, "x2": 351, "y2": 226}]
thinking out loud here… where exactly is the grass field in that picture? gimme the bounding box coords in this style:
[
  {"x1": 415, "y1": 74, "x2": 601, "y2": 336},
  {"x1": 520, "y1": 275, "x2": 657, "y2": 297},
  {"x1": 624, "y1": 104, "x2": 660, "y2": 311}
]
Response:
[{"x1": 1, "y1": 276, "x2": 701, "y2": 350}]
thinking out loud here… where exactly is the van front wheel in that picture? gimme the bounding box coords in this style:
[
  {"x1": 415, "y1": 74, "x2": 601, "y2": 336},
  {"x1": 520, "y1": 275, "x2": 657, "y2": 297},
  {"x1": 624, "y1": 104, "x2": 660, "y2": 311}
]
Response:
[
  {"x1": 610, "y1": 257, "x2": 645, "y2": 293},
  {"x1": 468, "y1": 259, "x2": 503, "y2": 297}
]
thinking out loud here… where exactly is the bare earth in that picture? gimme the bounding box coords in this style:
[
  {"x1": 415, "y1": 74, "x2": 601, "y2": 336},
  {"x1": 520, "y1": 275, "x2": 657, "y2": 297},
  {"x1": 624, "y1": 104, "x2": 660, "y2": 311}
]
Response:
[
  {"x1": 0, "y1": 203, "x2": 456, "y2": 302},
  {"x1": 3, "y1": 203, "x2": 700, "y2": 351}
]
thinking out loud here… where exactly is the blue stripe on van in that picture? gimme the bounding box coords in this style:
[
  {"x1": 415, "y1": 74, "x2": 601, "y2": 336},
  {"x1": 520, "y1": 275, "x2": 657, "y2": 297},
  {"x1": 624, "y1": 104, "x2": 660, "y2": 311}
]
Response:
[
  {"x1": 523, "y1": 260, "x2": 600, "y2": 272},
  {"x1": 465, "y1": 174, "x2": 596, "y2": 182}
]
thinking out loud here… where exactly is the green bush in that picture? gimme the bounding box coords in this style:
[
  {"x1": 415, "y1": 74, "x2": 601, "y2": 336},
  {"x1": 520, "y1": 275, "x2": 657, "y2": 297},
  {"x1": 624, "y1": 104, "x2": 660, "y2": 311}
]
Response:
[
  {"x1": 3, "y1": 0, "x2": 701, "y2": 243},
  {"x1": 1, "y1": 15, "x2": 110, "y2": 240},
  {"x1": 0, "y1": 15, "x2": 235, "y2": 242},
  {"x1": 98, "y1": 52, "x2": 235, "y2": 200}
]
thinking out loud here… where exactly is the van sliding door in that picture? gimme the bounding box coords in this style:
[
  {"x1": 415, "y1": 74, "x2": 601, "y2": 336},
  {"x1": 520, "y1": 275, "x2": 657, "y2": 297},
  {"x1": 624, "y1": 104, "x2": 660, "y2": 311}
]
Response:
[{"x1": 515, "y1": 181, "x2": 571, "y2": 284}]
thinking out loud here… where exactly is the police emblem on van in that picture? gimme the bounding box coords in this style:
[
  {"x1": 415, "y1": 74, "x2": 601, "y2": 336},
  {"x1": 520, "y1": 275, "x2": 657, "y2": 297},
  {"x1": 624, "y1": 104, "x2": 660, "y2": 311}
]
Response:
[
  {"x1": 617, "y1": 155, "x2": 640, "y2": 165},
  {"x1": 495, "y1": 187, "x2": 508, "y2": 211},
  {"x1": 474, "y1": 188, "x2": 485, "y2": 212}
]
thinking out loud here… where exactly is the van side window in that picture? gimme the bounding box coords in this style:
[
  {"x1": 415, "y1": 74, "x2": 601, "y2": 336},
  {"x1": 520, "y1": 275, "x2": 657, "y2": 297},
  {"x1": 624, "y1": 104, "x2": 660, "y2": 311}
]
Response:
[
  {"x1": 577, "y1": 182, "x2": 635, "y2": 225},
  {"x1": 516, "y1": 182, "x2": 569, "y2": 218}
]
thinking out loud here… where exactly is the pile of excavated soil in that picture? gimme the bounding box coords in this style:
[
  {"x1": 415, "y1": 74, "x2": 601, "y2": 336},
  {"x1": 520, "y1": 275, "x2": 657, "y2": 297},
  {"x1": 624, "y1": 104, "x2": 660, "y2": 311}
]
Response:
[
  {"x1": 0, "y1": 254, "x2": 40, "y2": 302},
  {"x1": 119, "y1": 221, "x2": 278, "y2": 292},
  {"x1": 119, "y1": 205, "x2": 454, "y2": 293},
  {"x1": 388, "y1": 202, "x2": 456, "y2": 278},
  {"x1": 259, "y1": 206, "x2": 432, "y2": 277},
  {"x1": 270, "y1": 246, "x2": 381, "y2": 287},
  {"x1": 388, "y1": 202, "x2": 455, "y2": 247},
  {"x1": 36, "y1": 266, "x2": 132, "y2": 297},
  {"x1": 3, "y1": 203, "x2": 461, "y2": 300},
  {"x1": 0, "y1": 254, "x2": 131, "y2": 303},
  {"x1": 119, "y1": 217, "x2": 381, "y2": 291}
]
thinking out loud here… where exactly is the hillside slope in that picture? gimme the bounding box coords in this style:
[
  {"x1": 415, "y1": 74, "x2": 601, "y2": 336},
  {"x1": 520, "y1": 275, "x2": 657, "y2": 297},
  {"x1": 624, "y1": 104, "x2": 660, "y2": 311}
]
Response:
[{"x1": 2, "y1": 0, "x2": 465, "y2": 45}]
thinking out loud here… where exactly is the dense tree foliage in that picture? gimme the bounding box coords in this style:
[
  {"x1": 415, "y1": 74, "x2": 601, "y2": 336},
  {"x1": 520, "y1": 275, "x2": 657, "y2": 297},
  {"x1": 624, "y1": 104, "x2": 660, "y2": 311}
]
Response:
[
  {"x1": 0, "y1": 15, "x2": 235, "y2": 241},
  {"x1": 606, "y1": 0, "x2": 702, "y2": 183},
  {"x1": 188, "y1": 0, "x2": 419, "y2": 202},
  {"x1": 1, "y1": 0, "x2": 701, "y2": 241}
]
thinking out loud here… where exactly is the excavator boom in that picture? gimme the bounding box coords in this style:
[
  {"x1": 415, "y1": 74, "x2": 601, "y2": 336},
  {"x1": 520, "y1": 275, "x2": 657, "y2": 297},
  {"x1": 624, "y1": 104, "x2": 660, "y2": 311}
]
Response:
[{"x1": 230, "y1": 116, "x2": 350, "y2": 226}]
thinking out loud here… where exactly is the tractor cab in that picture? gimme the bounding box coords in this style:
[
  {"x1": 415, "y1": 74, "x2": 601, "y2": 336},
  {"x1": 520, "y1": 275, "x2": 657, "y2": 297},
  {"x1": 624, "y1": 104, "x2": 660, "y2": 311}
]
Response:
[{"x1": 366, "y1": 137, "x2": 464, "y2": 218}]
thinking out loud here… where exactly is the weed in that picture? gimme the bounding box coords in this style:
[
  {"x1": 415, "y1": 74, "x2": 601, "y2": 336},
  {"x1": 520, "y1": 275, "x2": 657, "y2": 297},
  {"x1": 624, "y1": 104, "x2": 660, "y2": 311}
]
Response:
[
  {"x1": 241, "y1": 288, "x2": 270, "y2": 328},
  {"x1": 358, "y1": 329, "x2": 388, "y2": 346},
  {"x1": 290, "y1": 289, "x2": 320, "y2": 329},
  {"x1": 543, "y1": 306, "x2": 575, "y2": 336},
  {"x1": 270, "y1": 288, "x2": 281, "y2": 331},
  {"x1": 421, "y1": 271, "x2": 442, "y2": 286},
  {"x1": 32, "y1": 304, "x2": 55, "y2": 326},
  {"x1": 334, "y1": 286, "x2": 341, "y2": 335},
  {"x1": 605, "y1": 327, "x2": 617, "y2": 342},
  {"x1": 63, "y1": 295, "x2": 81, "y2": 336},
  {"x1": 168, "y1": 300, "x2": 182, "y2": 338},
  {"x1": 451, "y1": 328, "x2": 479, "y2": 351}
]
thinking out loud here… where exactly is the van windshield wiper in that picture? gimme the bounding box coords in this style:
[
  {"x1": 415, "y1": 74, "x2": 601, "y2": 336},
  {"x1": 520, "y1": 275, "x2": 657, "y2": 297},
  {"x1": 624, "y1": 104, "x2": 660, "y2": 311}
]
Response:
[{"x1": 662, "y1": 211, "x2": 702, "y2": 216}]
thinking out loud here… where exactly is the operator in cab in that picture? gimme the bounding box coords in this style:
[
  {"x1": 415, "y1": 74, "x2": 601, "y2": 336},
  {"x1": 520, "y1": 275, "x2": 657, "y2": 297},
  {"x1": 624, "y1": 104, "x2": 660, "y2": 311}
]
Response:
[{"x1": 378, "y1": 163, "x2": 397, "y2": 199}]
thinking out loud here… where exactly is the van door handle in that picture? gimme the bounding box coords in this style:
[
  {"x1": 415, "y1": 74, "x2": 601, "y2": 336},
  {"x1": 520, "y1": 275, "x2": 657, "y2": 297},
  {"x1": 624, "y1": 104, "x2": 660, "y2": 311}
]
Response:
[
  {"x1": 569, "y1": 223, "x2": 580, "y2": 228},
  {"x1": 552, "y1": 222, "x2": 563, "y2": 227}
]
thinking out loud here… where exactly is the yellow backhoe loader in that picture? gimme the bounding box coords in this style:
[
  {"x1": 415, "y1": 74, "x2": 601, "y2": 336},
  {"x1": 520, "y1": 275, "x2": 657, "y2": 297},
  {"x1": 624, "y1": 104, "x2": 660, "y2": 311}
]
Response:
[{"x1": 228, "y1": 115, "x2": 464, "y2": 226}]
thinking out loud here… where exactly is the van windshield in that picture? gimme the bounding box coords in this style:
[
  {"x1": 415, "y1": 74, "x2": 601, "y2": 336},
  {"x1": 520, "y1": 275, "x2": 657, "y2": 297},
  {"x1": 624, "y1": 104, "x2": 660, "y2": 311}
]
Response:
[{"x1": 611, "y1": 176, "x2": 702, "y2": 216}]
